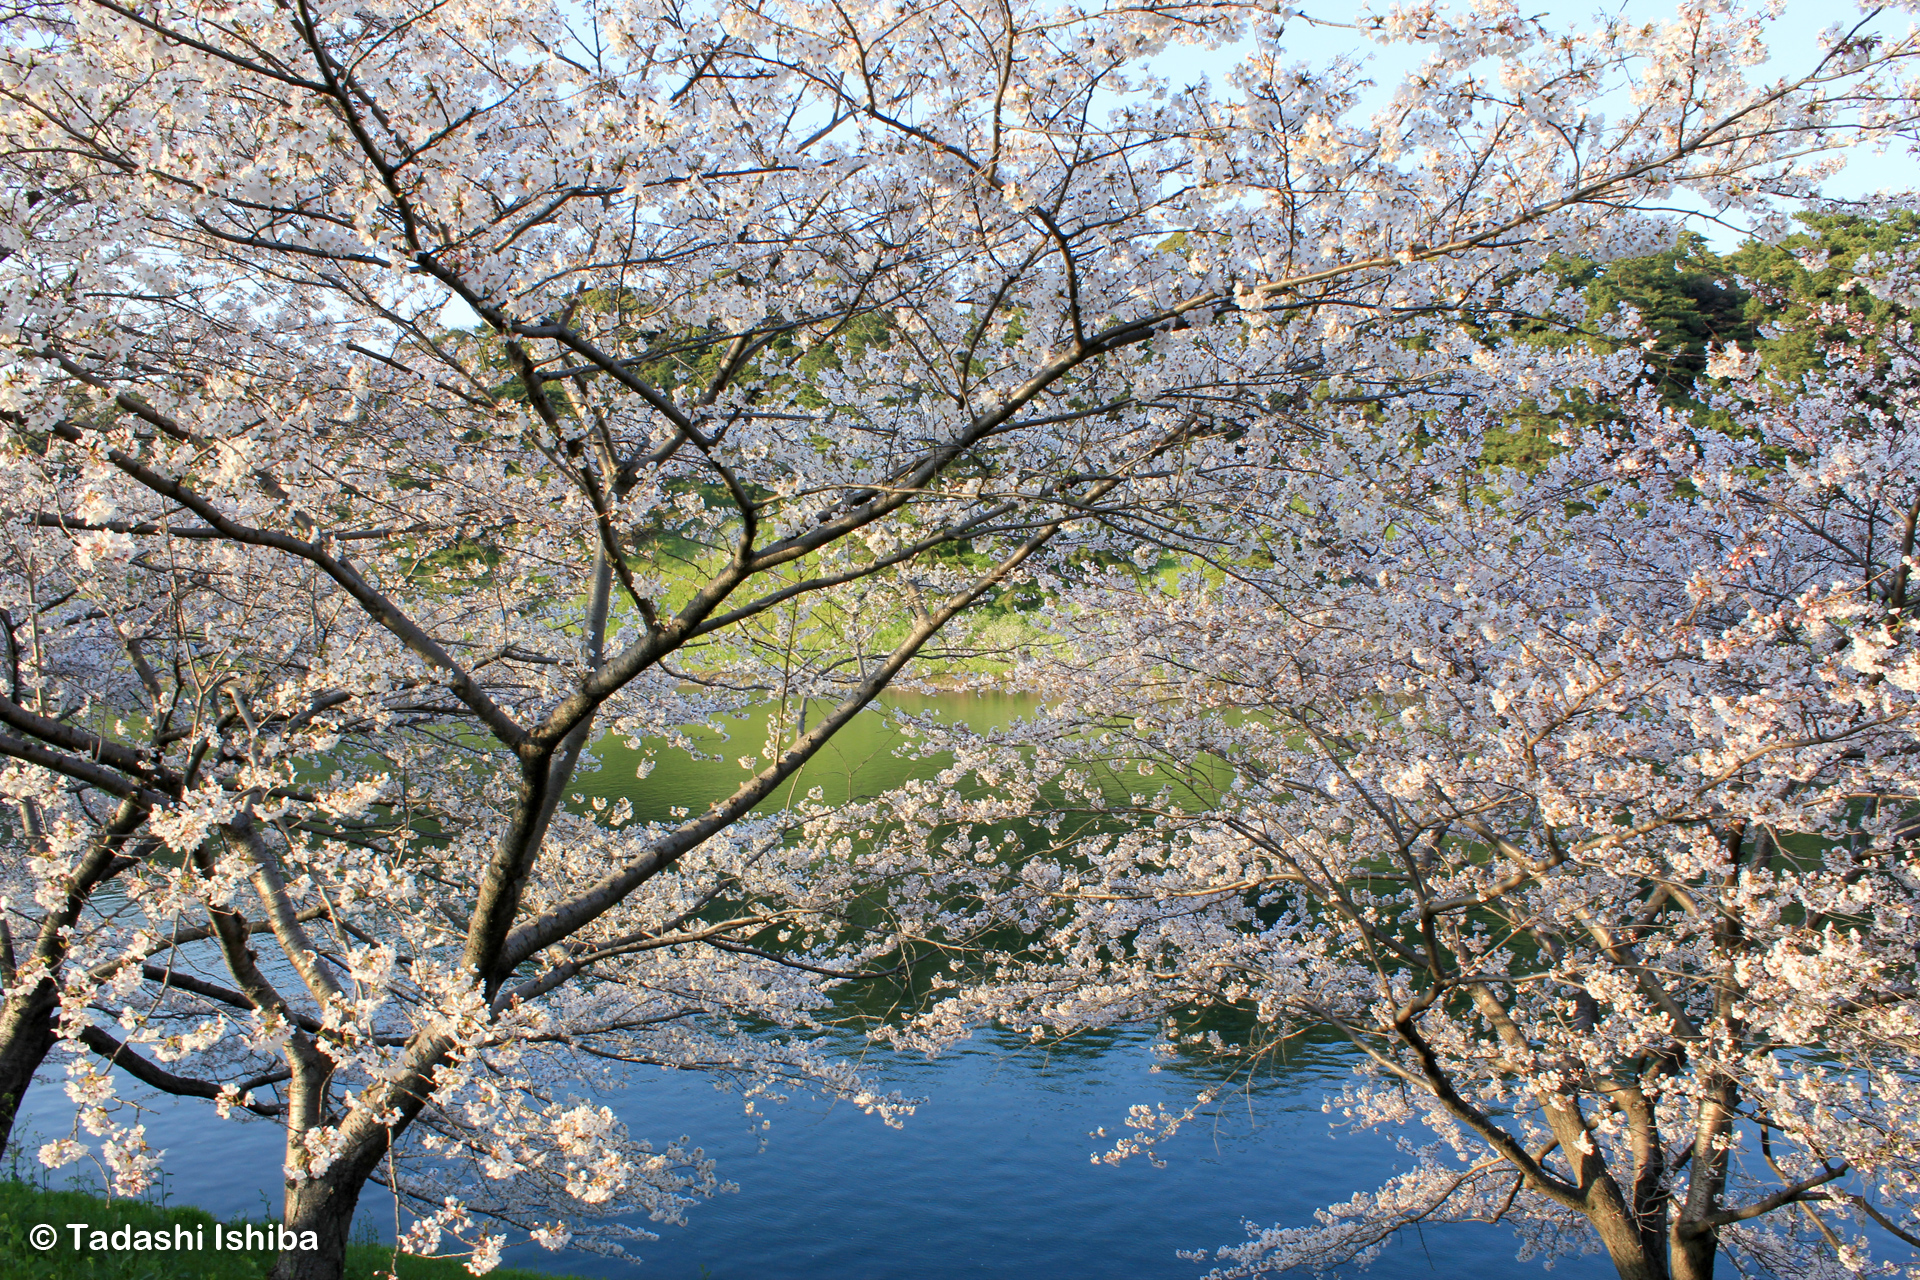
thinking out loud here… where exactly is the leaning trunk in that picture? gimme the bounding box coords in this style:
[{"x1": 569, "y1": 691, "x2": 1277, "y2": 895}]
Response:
[
  {"x1": 266, "y1": 1040, "x2": 445, "y2": 1280},
  {"x1": 1668, "y1": 1223, "x2": 1717, "y2": 1280},
  {"x1": 0, "y1": 982, "x2": 57, "y2": 1159},
  {"x1": 1584, "y1": 1181, "x2": 1673, "y2": 1280},
  {"x1": 1668, "y1": 1067, "x2": 1739, "y2": 1280},
  {"x1": 0, "y1": 799, "x2": 150, "y2": 1157},
  {"x1": 0, "y1": 799, "x2": 140, "y2": 1158},
  {"x1": 268, "y1": 1045, "x2": 384, "y2": 1280},
  {"x1": 270, "y1": 1162, "x2": 372, "y2": 1280}
]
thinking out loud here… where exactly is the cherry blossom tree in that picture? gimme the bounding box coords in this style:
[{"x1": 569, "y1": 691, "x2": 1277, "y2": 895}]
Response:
[
  {"x1": 885, "y1": 295, "x2": 1920, "y2": 1279},
  {"x1": 4, "y1": 0, "x2": 1920, "y2": 1277}
]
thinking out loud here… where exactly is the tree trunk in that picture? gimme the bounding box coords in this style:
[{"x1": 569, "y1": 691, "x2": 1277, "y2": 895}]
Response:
[
  {"x1": 265, "y1": 1044, "x2": 441, "y2": 1280},
  {"x1": 1585, "y1": 1183, "x2": 1674, "y2": 1280},
  {"x1": 269, "y1": 1163, "x2": 369, "y2": 1280},
  {"x1": 0, "y1": 982, "x2": 57, "y2": 1160},
  {"x1": 0, "y1": 798, "x2": 148, "y2": 1159},
  {"x1": 1669, "y1": 1222, "x2": 1718, "y2": 1280}
]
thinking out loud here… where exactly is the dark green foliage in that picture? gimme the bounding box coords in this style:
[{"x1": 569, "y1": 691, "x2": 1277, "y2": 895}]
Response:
[
  {"x1": 1567, "y1": 231, "x2": 1758, "y2": 404},
  {"x1": 1482, "y1": 214, "x2": 1918, "y2": 469},
  {"x1": 1481, "y1": 232, "x2": 1754, "y2": 467},
  {"x1": 1726, "y1": 210, "x2": 1920, "y2": 379}
]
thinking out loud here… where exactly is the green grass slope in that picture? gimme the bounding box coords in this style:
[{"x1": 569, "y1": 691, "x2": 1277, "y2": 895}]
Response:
[{"x1": 0, "y1": 1181, "x2": 585, "y2": 1280}]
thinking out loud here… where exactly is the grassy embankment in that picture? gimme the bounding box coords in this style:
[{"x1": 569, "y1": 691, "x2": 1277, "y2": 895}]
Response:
[{"x1": 0, "y1": 1180, "x2": 586, "y2": 1280}]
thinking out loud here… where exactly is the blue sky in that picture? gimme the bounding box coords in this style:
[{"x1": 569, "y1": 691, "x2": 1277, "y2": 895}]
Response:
[{"x1": 1147, "y1": 1, "x2": 1920, "y2": 248}]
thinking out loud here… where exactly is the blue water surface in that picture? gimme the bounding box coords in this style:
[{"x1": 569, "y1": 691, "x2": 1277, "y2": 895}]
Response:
[
  {"x1": 18, "y1": 694, "x2": 1617, "y2": 1279},
  {"x1": 19, "y1": 1026, "x2": 1611, "y2": 1280}
]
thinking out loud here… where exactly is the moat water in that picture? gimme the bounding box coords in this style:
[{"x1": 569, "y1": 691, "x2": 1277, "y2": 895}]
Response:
[{"x1": 21, "y1": 693, "x2": 1612, "y2": 1279}]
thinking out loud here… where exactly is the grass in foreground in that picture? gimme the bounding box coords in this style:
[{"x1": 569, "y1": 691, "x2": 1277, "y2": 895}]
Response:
[{"x1": 0, "y1": 1180, "x2": 586, "y2": 1280}]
